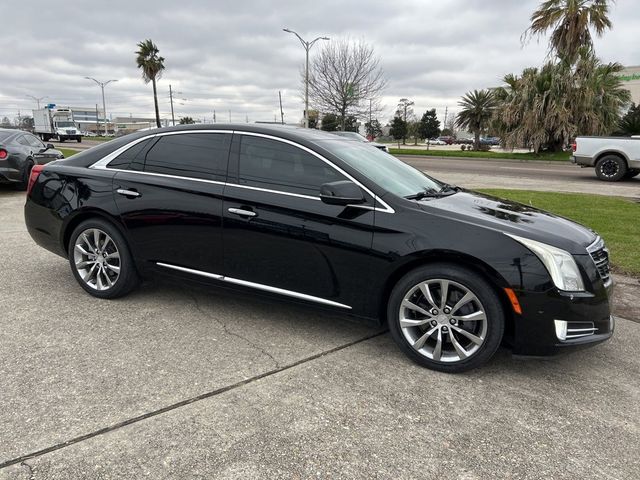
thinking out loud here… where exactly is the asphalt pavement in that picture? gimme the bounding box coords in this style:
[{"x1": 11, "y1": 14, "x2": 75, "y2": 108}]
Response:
[
  {"x1": 399, "y1": 155, "x2": 640, "y2": 198},
  {"x1": 1, "y1": 185, "x2": 638, "y2": 479}
]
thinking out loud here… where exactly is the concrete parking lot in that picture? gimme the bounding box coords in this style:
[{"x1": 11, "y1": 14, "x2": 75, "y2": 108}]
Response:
[{"x1": 1, "y1": 186, "x2": 639, "y2": 479}]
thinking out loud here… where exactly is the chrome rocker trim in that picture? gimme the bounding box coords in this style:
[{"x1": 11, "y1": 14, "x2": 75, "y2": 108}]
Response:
[{"x1": 156, "y1": 262, "x2": 352, "y2": 310}]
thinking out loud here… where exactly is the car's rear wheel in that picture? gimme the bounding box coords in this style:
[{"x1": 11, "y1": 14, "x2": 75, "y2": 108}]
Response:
[
  {"x1": 387, "y1": 264, "x2": 505, "y2": 373},
  {"x1": 68, "y1": 219, "x2": 140, "y2": 299},
  {"x1": 595, "y1": 155, "x2": 627, "y2": 182}
]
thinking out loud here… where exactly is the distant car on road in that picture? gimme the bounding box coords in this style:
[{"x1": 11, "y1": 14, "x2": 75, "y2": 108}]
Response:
[
  {"x1": 481, "y1": 137, "x2": 501, "y2": 146},
  {"x1": 0, "y1": 128, "x2": 64, "y2": 189},
  {"x1": 572, "y1": 136, "x2": 640, "y2": 181},
  {"x1": 455, "y1": 137, "x2": 474, "y2": 145},
  {"x1": 437, "y1": 136, "x2": 454, "y2": 145},
  {"x1": 329, "y1": 131, "x2": 389, "y2": 152},
  {"x1": 427, "y1": 138, "x2": 447, "y2": 146}
]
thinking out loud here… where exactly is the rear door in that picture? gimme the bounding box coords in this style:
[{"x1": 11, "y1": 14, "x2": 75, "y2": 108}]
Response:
[
  {"x1": 221, "y1": 133, "x2": 376, "y2": 311},
  {"x1": 110, "y1": 131, "x2": 231, "y2": 274}
]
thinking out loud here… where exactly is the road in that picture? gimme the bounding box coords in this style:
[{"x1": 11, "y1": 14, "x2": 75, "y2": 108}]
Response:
[
  {"x1": 1, "y1": 188, "x2": 639, "y2": 479},
  {"x1": 400, "y1": 155, "x2": 640, "y2": 198},
  {"x1": 50, "y1": 139, "x2": 105, "y2": 151}
]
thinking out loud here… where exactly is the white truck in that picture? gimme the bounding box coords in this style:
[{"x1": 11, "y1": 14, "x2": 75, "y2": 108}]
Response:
[
  {"x1": 33, "y1": 106, "x2": 82, "y2": 143},
  {"x1": 571, "y1": 136, "x2": 640, "y2": 181}
]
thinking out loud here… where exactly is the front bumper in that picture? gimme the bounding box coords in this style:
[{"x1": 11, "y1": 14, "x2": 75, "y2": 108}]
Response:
[
  {"x1": 0, "y1": 166, "x2": 21, "y2": 183},
  {"x1": 510, "y1": 283, "x2": 613, "y2": 356}
]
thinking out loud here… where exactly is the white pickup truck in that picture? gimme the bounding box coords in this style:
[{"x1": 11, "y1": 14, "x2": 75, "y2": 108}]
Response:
[{"x1": 571, "y1": 136, "x2": 640, "y2": 181}]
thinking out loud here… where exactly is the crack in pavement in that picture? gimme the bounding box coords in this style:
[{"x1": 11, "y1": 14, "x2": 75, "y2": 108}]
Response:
[
  {"x1": 0, "y1": 329, "x2": 387, "y2": 470},
  {"x1": 182, "y1": 287, "x2": 282, "y2": 369},
  {"x1": 20, "y1": 461, "x2": 35, "y2": 479}
]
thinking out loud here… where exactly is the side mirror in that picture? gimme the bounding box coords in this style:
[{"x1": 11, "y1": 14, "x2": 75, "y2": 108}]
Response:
[
  {"x1": 46, "y1": 143, "x2": 55, "y2": 151},
  {"x1": 320, "y1": 180, "x2": 366, "y2": 206}
]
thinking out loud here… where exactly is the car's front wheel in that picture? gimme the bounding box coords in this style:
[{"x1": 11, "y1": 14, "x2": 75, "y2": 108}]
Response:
[
  {"x1": 388, "y1": 264, "x2": 505, "y2": 373},
  {"x1": 68, "y1": 219, "x2": 140, "y2": 299}
]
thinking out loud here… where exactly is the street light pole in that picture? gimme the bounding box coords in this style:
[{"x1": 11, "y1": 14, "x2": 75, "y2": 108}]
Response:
[
  {"x1": 84, "y1": 77, "x2": 117, "y2": 135},
  {"x1": 26, "y1": 95, "x2": 47, "y2": 109},
  {"x1": 283, "y1": 28, "x2": 329, "y2": 128}
]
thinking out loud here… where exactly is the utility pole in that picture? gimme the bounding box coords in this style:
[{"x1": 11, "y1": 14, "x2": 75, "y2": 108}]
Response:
[
  {"x1": 84, "y1": 77, "x2": 117, "y2": 135},
  {"x1": 95, "y1": 104, "x2": 100, "y2": 134},
  {"x1": 26, "y1": 95, "x2": 47, "y2": 109},
  {"x1": 279, "y1": 91, "x2": 285, "y2": 125},
  {"x1": 245, "y1": 114, "x2": 249, "y2": 123},
  {"x1": 169, "y1": 84, "x2": 175, "y2": 126},
  {"x1": 213, "y1": 110, "x2": 216, "y2": 123},
  {"x1": 443, "y1": 106, "x2": 448, "y2": 130},
  {"x1": 283, "y1": 28, "x2": 329, "y2": 128}
]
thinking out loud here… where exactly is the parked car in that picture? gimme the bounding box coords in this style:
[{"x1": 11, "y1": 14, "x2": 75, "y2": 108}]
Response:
[
  {"x1": 481, "y1": 137, "x2": 501, "y2": 146},
  {"x1": 455, "y1": 137, "x2": 474, "y2": 145},
  {"x1": 427, "y1": 138, "x2": 447, "y2": 146},
  {"x1": 572, "y1": 136, "x2": 640, "y2": 181},
  {"x1": 0, "y1": 128, "x2": 64, "y2": 189},
  {"x1": 329, "y1": 131, "x2": 389, "y2": 152},
  {"x1": 437, "y1": 136, "x2": 454, "y2": 145},
  {"x1": 25, "y1": 124, "x2": 614, "y2": 372}
]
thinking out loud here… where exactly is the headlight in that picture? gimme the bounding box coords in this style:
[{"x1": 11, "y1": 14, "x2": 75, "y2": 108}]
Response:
[{"x1": 507, "y1": 234, "x2": 585, "y2": 291}]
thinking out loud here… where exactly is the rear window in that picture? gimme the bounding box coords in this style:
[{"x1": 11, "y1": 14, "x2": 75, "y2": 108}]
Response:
[{"x1": 0, "y1": 131, "x2": 12, "y2": 142}]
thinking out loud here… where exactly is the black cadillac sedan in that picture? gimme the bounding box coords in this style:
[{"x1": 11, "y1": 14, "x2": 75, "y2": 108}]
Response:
[
  {"x1": 24, "y1": 124, "x2": 614, "y2": 372},
  {"x1": 0, "y1": 128, "x2": 64, "y2": 189}
]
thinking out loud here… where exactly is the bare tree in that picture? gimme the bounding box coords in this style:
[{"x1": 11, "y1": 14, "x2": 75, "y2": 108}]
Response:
[{"x1": 306, "y1": 38, "x2": 386, "y2": 130}]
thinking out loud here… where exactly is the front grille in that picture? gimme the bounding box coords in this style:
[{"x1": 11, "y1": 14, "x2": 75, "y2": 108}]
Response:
[
  {"x1": 587, "y1": 237, "x2": 611, "y2": 284},
  {"x1": 566, "y1": 321, "x2": 597, "y2": 339}
]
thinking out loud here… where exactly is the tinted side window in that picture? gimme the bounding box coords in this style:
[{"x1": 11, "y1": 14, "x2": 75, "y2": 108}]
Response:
[
  {"x1": 107, "y1": 138, "x2": 153, "y2": 170},
  {"x1": 26, "y1": 135, "x2": 44, "y2": 149},
  {"x1": 144, "y1": 133, "x2": 231, "y2": 180},
  {"x1": 16, "y1": 136, "x2": 31, "y2": 146},
  {"x1": 238, "y1": 136, "x2": 346, "y2": 196}
]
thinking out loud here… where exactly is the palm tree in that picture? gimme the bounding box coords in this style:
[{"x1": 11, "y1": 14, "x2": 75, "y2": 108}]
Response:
[
  {"x1": 135, "y1": 39, "x2": 165, "y2": 128},
  {"x1": 455, "y1": 89, "x2": 497, "y2": 150},
  {"x1": 524, "y1": 0, "x2": 612, "y2": 63}
]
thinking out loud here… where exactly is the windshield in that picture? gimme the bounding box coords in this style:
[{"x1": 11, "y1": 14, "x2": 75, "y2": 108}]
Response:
[
  {"x1": 56, "y1": 122, "x2": 76, "y2": 127},
  {"x1": 317, "y1": 140, "x2": 442, "y2": 198}
]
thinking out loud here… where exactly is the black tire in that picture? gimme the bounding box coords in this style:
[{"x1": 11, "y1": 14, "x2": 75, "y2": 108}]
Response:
[
  {"x1": 67, "y1": 218, "x2": 140, "y2": 299},
  {"x1": 77, "y1": 136, "x2": 82, "y2": 143},
  {"x1": 59, "y1": 137, "x2": 65, "y2": 143},
  {"x1": 16, "y1": 159, "x2": 34, "y2": 191},
  {"x1": 387, "y1": 263, "x2": 505, "y2": 373},
  {"x1": 623, "y1": 169, "x2": 639, "y2": 179},
  {"x1": 595, "y1": 155, "x2": 627, "y2": 182}
]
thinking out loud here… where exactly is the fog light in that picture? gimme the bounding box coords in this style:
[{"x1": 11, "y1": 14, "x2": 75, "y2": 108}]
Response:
[{"x1": 554, "y1": 320, "x2": 568, "y2": 341}]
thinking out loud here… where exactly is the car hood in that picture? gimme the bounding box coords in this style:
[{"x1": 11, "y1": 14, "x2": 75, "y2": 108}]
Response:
[{"x1": 417, "y1": 190, "x2": 597, "y2": 254}]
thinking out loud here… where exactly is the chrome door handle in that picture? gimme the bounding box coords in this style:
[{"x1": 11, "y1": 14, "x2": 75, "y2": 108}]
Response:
[
  {"x1": 228, "y1": 207, "x2": 256, "y2": 217},
  {"x1": 116, "y1": 189, "x2": 141, "y2": 198}
]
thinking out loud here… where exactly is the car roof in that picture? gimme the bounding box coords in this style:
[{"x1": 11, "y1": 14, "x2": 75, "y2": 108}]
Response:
[{"x1": 60, "y1": 123, "x2": 356, "y2": 168}]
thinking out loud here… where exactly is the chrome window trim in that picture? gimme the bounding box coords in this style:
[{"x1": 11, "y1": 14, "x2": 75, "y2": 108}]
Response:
[
  {"x1": 88, "y1": 129, "x2": 394, "y2": 213},
  {"x1": 157, "y1": 262, "x2": 352, "y2": 310}
]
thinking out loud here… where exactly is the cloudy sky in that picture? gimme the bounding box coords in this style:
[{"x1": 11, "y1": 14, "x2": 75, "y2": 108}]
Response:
[{"x1": 0, "y1": 0, "x2": 637, "y2": 126}]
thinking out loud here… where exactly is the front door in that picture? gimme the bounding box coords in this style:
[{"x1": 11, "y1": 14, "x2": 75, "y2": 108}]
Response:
[{"x1": 222, "y1": 133, "x2": 376, "y2": 311}]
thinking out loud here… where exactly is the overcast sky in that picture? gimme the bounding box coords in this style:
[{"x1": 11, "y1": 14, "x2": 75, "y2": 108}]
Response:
[{"x1": 1, "y1": 0, "x2": 638, "y2": 126}]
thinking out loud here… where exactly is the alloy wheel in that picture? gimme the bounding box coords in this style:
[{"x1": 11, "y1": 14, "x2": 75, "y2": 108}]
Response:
[
  {"x1": 73, "y1": 228, "x2": 121, "y2": 291},
  {"x1": 399, "y1": 279, "x2": 488, "y2": 363},
  {"x1": 600, "y1": 159, "x2": 619, "y2": 178}
]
